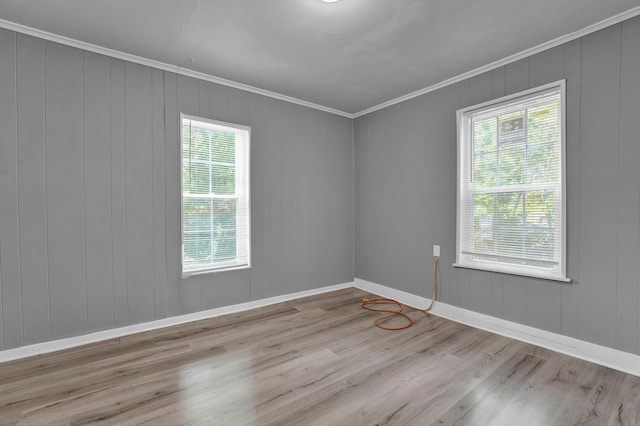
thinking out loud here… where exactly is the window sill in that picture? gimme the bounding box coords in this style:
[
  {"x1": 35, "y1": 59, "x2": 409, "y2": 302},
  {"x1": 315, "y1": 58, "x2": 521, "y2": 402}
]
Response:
[
  {"x1": 182, "y1": 264, "x2": 251, "y2": 279},
  {"x1": 452, "y1": 263, "x2": 572, "y2": 283}
]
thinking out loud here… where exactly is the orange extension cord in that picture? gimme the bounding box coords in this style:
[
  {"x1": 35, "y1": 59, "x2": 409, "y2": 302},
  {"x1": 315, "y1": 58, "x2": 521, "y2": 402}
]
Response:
[{"x1": 361, "y1": 258, "x2": 439, "y2": 330}]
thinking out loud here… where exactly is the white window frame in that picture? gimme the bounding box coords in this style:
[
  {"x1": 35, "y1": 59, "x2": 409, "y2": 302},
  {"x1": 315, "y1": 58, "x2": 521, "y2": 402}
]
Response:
[
  {"x1": 455, "y1": 80, "x2": 570, "y2": 282},
  {"x1": 180, "y1": 113, "x2": 251, "y2": 278}
]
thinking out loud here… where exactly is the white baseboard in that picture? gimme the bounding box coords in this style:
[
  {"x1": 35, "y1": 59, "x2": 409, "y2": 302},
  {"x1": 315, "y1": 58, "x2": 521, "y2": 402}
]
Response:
[
  {"x1": 5, "y1": 278, "x2": 639, "y2": 378},
  {"x1": 354, "y1": 278, "x2": 640, "y2": 378},
  {"x1": 0, "y1": 282, "x2": 353, "y2": 363}
]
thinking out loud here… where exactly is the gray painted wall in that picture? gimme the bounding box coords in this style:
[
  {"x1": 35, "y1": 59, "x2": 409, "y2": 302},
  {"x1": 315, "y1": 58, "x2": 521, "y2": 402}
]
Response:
[
  {"x1": 2, "y1": 17, "x2": 639, "y2": 357},
  {"x1": 0, "y1": 29, "x2": 354, "y2": 350},
  {"x1": 355, "y1": 16, "x2": 640, "y2": 355}
]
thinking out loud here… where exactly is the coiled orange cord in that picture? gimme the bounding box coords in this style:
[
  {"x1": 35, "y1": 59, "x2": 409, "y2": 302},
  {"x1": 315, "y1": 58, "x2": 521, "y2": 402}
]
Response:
[{"x1": 361, "y1": 258, "x2": 439, "y2": 330}]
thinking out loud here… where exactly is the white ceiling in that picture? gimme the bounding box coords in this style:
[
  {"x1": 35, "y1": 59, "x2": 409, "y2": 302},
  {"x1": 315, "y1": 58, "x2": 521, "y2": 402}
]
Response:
[{"x1": 1, "y1": 0, "x2": 639, "y2": 115}]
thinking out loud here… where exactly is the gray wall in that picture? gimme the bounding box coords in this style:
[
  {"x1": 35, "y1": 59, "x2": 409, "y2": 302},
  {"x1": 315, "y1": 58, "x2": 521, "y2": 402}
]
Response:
[
  {"x1": 3, "y1": 17, "x2": 639, "y2": 357},
  {"x1": 355, "y1": 17, "x2": 640, "y2": 355},
  {"x1": 0, "y1": 29, "x2": 354, "y2": 350}
]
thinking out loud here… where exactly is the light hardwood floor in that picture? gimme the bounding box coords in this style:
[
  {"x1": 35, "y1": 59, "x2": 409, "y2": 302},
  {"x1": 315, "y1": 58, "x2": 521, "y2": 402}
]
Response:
[{"x1": 1, "y1": 288, "x2": 639, "y2": 425}]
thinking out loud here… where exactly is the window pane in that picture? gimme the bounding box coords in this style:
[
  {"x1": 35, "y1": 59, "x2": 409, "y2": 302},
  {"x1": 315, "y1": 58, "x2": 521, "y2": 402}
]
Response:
[
  {"x1": 527, "y1": 141, "x2": 559, "y2": 184},
  {"x1": 498, "y1": 142, "x2": 525, "y2": 185},
  {"x1": 183, "y1": 197, "x2": 238, "y2": 267},
  {"x1": 471, "y1": 190, "x2": 557, "y2": 266},
  {"x1": 527, "y1": 102, "x2": 559, "y2": 144},
  {"x1": 183, "y1": 161, "x2": 211, "y2": 195},
  {"x1": 210, "y1": 130, "x2": 235, "y2": 164},
  {"x1": 524, "y1": 190, "x2": 556, "y2": 263},
  {"x1": 494, "y1": 191, "x2": 524, "y2": 259},
  {"x1": 473, "y1": 151, "x2": 497, "y2": 187},
  {"x1": 473, "y1": 117, "x2": 497, "y2": 153},
  {"x1": 524, "y1": 190, "x2": 555, "y2": 227},
  {"x1": 210, "y1": 164, "x2": 235, "y2": 195},
  {"x1": 211, "y1": 198, "x2": 237, "y2": 260},
  {"x1": 498, "y1": 111, "x2": 526, "y2": 146},
  {"x1": 183, "y1": 197, "x2": 214, "y2": 267},
  {"x1": 473, "y1": 193, "x2": 495, "y2": 252}
]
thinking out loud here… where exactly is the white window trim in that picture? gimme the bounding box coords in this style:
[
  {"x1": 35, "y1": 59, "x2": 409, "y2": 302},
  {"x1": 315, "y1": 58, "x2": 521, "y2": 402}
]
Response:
[
  {"x1": 454, "y1": 80, "x2": 570, "y2": 282},
  {"x1": 180, "y1": 113, "x2": 251, "y2": 278}
]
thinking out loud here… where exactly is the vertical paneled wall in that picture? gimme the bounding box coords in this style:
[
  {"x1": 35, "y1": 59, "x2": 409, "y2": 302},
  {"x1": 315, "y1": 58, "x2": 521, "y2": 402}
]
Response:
[
  {"x1": 0, "y1": 30, "x2": 353, "y2": 350},
  {"x1": 355, "y1": 16, "x2": 640, "y2": 355}
]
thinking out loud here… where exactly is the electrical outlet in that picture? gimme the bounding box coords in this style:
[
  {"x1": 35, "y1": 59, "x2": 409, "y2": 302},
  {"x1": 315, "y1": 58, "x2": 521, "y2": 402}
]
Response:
[{"x1": 433, "y1": 245, "x2": 440, "y2": 257}]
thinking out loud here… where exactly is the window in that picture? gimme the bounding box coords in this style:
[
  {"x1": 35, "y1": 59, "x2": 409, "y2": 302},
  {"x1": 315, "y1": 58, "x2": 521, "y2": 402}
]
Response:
[
  {"x1": 456, "y1": 81, "x2": 568, "y2": 282},
  {"x1": 180, "y1": 114, "x2": 250, "y2": 277}
]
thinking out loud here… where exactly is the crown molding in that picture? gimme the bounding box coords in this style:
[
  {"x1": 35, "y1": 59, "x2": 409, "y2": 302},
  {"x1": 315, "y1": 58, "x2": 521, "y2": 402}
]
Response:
[
  {"x1": 1, "y1": 5, "x2": 640, "y2": 121},
  {"x1": 0, "y1": 18, "x2": 355, "y2": 119},
  {"x1": 353, "y1": 5, "x2": 640, "y2": 118}
]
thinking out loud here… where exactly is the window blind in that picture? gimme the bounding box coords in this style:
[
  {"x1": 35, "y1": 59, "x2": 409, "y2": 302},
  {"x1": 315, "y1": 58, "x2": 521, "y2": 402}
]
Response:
[
  {"x1": 457, "y1": 82, "x2": 566, "y2": 281},
  {"x1": 180, "y1": 115, "x2": 250, "y2": 277}
]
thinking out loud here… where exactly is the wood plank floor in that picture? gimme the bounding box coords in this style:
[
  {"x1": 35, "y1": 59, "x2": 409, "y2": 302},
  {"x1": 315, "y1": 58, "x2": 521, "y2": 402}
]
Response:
[{"x1": 1, "y1": 288, "x2": 639, "y2": 425}]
